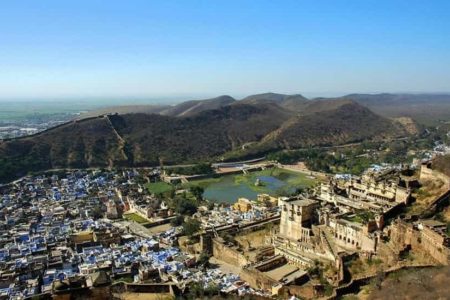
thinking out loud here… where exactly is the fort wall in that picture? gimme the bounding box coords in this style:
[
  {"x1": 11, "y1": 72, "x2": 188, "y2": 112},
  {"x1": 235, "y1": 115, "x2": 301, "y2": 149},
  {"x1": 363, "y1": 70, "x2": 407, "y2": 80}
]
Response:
[
  {"x1": 212, "y1": 239, "x2": 249, "y2": 267},
  {"x1": 389, "y1": 220, "x2": 449, "y2": 265}
]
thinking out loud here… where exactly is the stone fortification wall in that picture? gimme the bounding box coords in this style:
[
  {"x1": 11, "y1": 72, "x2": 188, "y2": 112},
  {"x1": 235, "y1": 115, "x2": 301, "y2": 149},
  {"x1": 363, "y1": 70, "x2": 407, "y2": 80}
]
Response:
[
  {"x1": 212, "y1": 239, "x2": 249, "y2": 267},
  {"x1": 420, "y1": 163, "x2": 450, "y2": 189},
  {"x1": 389, "y1": 220, "x2": 449, "y2": 265}
]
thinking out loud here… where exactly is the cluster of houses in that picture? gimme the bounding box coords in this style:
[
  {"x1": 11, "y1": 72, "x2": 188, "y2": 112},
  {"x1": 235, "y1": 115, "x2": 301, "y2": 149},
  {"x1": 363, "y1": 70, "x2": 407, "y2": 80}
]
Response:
[
  {"x1": 0, "y1": 158, "x2": 448, "y2": 298},
  {"x1": 0, "y1": 170, "x2": 270, "y2": 299},
  {"x1": 192, "y1": 194, "x2": 280, "y2": 230},
  {"x1": 0, "y1": 171, "x2": 141, "y2": 297},
  {"x1": 0, "y1": 117, "x2": 72, "y2": 140}
]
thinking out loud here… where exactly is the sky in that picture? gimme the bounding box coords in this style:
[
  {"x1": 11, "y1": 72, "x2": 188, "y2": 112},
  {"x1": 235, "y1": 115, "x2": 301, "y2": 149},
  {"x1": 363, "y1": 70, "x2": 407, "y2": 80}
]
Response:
[{"x1": 1, "y1": 0, "x2": 450, "y2": 100}]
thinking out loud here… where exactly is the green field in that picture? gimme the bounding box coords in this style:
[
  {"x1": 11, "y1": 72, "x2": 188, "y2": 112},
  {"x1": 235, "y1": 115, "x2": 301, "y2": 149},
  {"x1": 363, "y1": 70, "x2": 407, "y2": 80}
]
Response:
[
  {"x1": 145, "y1": 181, "x2": 174, "y2": 194},
  {"x1": 123, "y1": 212, "x2": 149, "y2": 224},
  {"x1": 182, "y1": 177, "x2": 222, "y2": 189}
]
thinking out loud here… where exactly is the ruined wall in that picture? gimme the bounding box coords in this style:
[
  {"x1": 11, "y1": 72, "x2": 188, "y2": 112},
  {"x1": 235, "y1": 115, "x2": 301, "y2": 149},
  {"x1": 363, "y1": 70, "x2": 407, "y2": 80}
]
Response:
[
  {"x1": 418, "y1": 227, "x2": 449, "y2": 264},
  {"x1": 212, "y1": 239, "x2": 248, "y2": 267},
  {"x1": 124, "y1": 283, "x2": 174, "y2": 294},
  {"x1": 395, "y1": 187, "x2": 411, "y2": 204},
  {"x1": 240, "y1": 268, "x2": 277, "y2": 291},
  {"x1": 420, "y1": 164, "x2": 450, "y2": 189},
  {"x1": 389, "y1": 220, "x2": 449, "y2": 265}
]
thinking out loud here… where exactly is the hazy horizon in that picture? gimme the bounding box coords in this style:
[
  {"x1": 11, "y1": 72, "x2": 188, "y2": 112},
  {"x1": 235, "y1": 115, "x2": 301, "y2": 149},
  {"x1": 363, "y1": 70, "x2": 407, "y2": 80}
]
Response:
[{"x1": 2, "y1": 91, "x2": 450, "y2": 105}]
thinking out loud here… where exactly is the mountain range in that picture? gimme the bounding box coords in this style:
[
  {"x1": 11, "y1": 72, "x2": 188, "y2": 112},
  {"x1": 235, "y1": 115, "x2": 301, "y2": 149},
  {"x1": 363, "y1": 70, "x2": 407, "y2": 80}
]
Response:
[
  {"x1": 1, "y1": 92, "x2": 442, "y2": 182},
  {"x1": 317, "y1": 93, "x2": 450, "y2": 125}
]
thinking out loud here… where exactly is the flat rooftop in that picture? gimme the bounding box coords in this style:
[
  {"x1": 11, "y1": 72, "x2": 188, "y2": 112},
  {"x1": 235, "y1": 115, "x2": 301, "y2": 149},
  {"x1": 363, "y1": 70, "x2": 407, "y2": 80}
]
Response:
[
  {"x1": 288, "y1": 199, "x2": 317, "y2": 207},
  {"x1": 264, "y1": 263, "x2": 298, "y2": 281}
]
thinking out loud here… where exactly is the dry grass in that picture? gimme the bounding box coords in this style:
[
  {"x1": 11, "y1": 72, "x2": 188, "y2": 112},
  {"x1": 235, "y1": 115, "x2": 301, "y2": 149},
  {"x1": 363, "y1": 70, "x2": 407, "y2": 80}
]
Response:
[
  {"x1": 409, "y1": 179, "x2": 448, "y2": 214},
  {"x1": 434, "y1": 155, "x2": 450, "y2": 178},
  {"x1": 368, "y1": 267, "x2": 450, "y2": 300}
]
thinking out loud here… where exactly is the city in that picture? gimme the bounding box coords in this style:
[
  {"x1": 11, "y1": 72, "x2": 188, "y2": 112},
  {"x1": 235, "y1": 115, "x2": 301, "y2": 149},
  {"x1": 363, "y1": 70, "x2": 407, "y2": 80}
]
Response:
[
  {"x1": 0, "y1": 130, "x2": 448, "y2": 299},
  {"x1": 1, "y1": 1, "x2": 450, "y2": 299}
]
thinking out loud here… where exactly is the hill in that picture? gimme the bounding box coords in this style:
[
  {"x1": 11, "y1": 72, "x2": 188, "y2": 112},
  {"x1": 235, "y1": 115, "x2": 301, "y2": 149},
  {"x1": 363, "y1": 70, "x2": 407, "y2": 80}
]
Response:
[
  {"x1": 0, "y1": 99, "x2": 410, "y2": 183},
  {"x1": 109, "y1": 102, "x2": 290, "y2": 165},
  {"x1": 226, "y1": 100, "x2": 406, "y2": 159},
  {"x1": 79, "y1": 105, "x2": 170, "y2": 119},
  {"x1": 78, "y1": 95, "x2": 236, "y2": 119},
  {"x1": 268, "y1": 101, "x2": 399, "y2": 148},
  {"x1": 318, "y1": 93, "x2": 450, "y2": 125},
  {"x1": 75, "y1": 93, "x2": 450, "y2": 127},
  {"x1": 240, "y1": 92, "x2": 309, "y2": 112},
  {"x1": 0, "y1": 117, "x2": 127, "y2": 182},
  {"x1": 159, "y1": 95, "x2": 236, "y2": 117},
  {"x1": 433, "y1": 154, "x2": 450, "y2": 178}
]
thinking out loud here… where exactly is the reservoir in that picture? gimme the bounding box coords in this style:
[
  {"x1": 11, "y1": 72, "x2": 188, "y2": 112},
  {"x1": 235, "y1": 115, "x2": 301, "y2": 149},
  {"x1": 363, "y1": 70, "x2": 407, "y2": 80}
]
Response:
[{"x1": 188, "y1": 168, "x2": 317, "y2": 204}]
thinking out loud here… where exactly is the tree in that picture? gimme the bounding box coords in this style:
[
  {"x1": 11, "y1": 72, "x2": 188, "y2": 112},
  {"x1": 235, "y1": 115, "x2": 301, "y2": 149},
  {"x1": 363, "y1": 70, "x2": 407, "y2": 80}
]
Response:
[
  {"x1": 204, "y1": 283, "x2": 219, "y2": 296},
  {"x1": 187, "y1": 281, "x2": 218, "y2": 298},
  {"x1": 197, "y1": 252, "x2": 210, "y2": 268},
  {"x1": 187, "y1": 282, "x2": 204, "y2": 298},
  {"x1": 170, "y1": 215, "x2": 184, "y2": 226},
  {"x1": 174, "y1": 197, "x2": 197, "y2": 215},
  {"x1": 207, "y1": 201, "x2": 215, "y2": 210},
  {"x1": 182, "y1": 218, "x2": 201, "y2": 237},
  {"x1": 189, "y1": 186, "x2": 204, "y2": 202},
  {"x1": 307, "y1": 260, "x2": 322, "y2": 279},
  {"x1": 373, "y1": 270, "x2": 385, "y2": 290}
]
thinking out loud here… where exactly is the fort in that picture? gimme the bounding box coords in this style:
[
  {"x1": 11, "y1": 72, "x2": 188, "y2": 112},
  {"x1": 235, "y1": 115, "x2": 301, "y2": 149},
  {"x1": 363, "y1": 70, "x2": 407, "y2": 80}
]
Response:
[{"x1": 206, "y1": 162, "x2": 450, "y2": 297}]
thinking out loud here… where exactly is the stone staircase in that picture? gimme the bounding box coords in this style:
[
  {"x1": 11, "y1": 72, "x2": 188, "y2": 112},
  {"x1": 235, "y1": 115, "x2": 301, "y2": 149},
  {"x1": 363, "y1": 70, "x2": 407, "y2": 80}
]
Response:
[{"x1": 320, "y1": 230, "x2": 336, "y2": 259}]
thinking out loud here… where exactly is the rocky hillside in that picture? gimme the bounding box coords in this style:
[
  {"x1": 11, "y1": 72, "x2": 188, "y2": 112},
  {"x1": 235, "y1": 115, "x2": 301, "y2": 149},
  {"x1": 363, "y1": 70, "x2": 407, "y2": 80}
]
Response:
[
  {"x1": 433, "y1": 154, "x2": 450, "y2": 178},
  {"x1": 0, "y1": 117, "x2": 127, "y2": 182},
  {"x1": 159, "y1": 95, "x2": 236, "y2": 117},
  {"x1": 0, "y1": 97, "x2": 414, "y2": 183},
  {"x1": 240, "y1": 92, "x2": 309, "y2": 112},
  {"x1": 267, "y1": 101, "x2": 398, "y2": 148}
]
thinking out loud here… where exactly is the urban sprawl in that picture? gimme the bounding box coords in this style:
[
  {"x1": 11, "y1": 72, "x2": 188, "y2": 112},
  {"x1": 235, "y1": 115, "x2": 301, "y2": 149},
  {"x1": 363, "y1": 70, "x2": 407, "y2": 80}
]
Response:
[{"x1": 0, "y1": 144, "x2": 449, "y2": 300}]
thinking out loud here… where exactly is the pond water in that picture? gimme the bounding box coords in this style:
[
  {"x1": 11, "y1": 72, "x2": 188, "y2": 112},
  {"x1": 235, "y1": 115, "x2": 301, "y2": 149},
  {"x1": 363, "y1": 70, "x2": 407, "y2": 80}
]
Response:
[{"x1": 198, "y1": 169, "x2": 315, "y2": 204}]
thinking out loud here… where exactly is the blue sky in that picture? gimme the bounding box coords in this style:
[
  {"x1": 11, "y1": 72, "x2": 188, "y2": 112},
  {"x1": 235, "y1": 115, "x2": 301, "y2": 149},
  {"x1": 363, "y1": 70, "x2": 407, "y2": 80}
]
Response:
[{"x1": 1, "y1": 0, "x2": 449, "y2": 100}]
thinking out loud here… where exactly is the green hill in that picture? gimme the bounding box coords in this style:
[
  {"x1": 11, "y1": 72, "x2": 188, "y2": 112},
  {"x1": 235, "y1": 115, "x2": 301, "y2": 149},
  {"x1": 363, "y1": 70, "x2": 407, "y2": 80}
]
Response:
[{"x1": 0, "y1": 98, "x2": 413, "y2": 183}]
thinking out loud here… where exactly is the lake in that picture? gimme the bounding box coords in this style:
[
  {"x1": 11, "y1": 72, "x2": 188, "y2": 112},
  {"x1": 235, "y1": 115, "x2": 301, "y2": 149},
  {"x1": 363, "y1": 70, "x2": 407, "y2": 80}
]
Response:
[{"x1": 189, "y1": 168, "x2": 316, "y2": 204}]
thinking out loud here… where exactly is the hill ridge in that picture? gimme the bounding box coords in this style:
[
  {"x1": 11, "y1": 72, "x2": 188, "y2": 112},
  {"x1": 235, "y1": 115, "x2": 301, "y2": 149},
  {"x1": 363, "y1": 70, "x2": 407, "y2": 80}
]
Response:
[{"x1": 0, "y1": 99, "x2": 411, "y2": 183}]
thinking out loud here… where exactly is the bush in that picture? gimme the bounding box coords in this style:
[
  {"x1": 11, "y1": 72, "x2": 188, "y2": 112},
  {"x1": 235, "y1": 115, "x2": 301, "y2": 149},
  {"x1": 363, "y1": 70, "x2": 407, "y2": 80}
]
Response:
[
  {"x1": 197, "y1": 252, "x2": 210, "y2": 268},
  {"x1": 189, "y1": 186, "x2": 204, "y2": 201},
  {"x1": 170, "y1": 215, "x2": 184, "y2": 226},
  {"x1": 173, "y1": 197, "x2": 198, "y2": 215},
  {"x1": 171, "y1": 163, "x2": 213, "y2": 175},
  {"x1": 182, "y1": 218, "x2": 201, "y2": 237}
]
